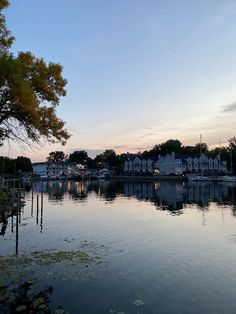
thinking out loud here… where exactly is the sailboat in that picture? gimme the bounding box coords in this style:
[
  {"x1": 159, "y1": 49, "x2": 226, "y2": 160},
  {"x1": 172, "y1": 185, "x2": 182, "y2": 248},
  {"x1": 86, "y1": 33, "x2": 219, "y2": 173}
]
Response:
[
  {"x1": 217, "y1": 143, "x2": 236, "y2": 182},
  {"x1": 188, "y1": 135, "x2": 210, "y2": 181},
  {"x1": 217, "y1": 175, "x2": 236, "y2": 182},
  {"x1": 188, "y1": 175, "x2": 211, "y2": 182}
]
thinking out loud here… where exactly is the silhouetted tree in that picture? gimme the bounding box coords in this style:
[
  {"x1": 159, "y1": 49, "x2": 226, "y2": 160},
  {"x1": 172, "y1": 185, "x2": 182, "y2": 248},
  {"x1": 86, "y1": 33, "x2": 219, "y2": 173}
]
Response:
[
  {"x1": 192, "y1": 142, "x2": 208, "y2": 154},
  {"x1": 15, "y1": 156, "x2": 32, "y2": 173},
  {"x1": 68, "y1": 150, "x2": 88, "y2": 164},
  {"x1": 228, "y1": 137, "x2": 236, "y2": 172},
  {"x1": 0, "y1": 156, "x2": 13, "y2": 175},
  {"x1": 159, "y1": 139, "x2": 182, "y2": 155},
  {"x1": 94, "y1": 149, "x2": 117, "y2": 169},
  {"x1": 47, "y1": 151, "x2": 67, "y2": 163}
]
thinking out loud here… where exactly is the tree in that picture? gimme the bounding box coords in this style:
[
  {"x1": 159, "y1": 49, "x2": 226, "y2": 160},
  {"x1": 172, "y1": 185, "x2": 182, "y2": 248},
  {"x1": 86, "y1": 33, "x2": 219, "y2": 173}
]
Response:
[
  {"x1": 193, "y1": 142, "x2": 208, "y2": 154},
  {"x1": 0, "y1": 1, "x2": 70, "y2": 147},
  {"x1": 159, "y1": 139, "x2": 182, "y2": 155},
  {"x1": 68, "y1": 150, "x2": 88, "y2": 164},
  {"x1": 101, "y1": 149, "x2": 117, "y2": 168},
  {"x1": 15, "y1": 156, "x2": 32, "y2": 173},
  {"x1": 94, "y1": 149, "x2": 117, "y2": 169},
  {"x1": 47, "y1": 151, "x2": 67, "y2": 163},
  {"x1": 228, "y1": 137, "x2": 236, "y2": 172},
  {"x1": 0, "y1": 0, "x2": 14, "y2": 56},
  {"x1": 142, "y1": 145, "x2": 161, "y2": 159},
  {"x1": 229, "y1": 137, "x2": 236, "y2": 149},
  {"x1": 0, "y1": 156, "x2": 13, "y2": 175}
]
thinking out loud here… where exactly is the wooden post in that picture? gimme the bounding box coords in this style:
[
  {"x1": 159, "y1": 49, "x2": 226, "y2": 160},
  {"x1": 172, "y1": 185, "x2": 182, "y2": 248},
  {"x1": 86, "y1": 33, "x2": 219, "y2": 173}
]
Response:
[
  {"x1": 15, "y1": 190, "x2": 20, "y2": 255},
  {"x1": 36, "y1": 194, "x2": 39, "y2": 225},
  {"x1": 31, "y1": 188, "x2": 34, "y2": 217},
  {"x1": 40, "y1": 190, "x2": 43, "y2": 233}
]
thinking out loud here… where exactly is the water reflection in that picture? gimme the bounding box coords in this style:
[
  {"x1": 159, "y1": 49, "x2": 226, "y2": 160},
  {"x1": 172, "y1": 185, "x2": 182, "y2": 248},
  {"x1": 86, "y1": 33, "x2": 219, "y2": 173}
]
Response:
[
  {"x1": 32, "y1": 179, "x2": 236, "y2": 214},
  {"x1": 2, "y1": 180, "x2": 236, "y2": 313},
  {"x1": 2, "y1": 180, "x2": 236, "y2": 255}
]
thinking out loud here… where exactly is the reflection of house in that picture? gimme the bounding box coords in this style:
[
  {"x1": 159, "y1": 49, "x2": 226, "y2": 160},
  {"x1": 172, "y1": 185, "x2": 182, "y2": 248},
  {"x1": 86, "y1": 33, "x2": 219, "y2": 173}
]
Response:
[
  {"x1": 123, "y1": 181, "x2": 232, "y2": 210},
  {"x1": 32, "y1": 162, "x2": 78, "y2": 178},
  {"x1": 123, "y1": 153, "x2": 227, "y2": 175}
]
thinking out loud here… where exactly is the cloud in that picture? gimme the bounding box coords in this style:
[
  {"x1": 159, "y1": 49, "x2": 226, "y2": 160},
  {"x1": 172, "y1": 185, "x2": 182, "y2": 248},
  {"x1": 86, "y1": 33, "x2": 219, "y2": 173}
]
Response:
[{"x1": 223, "y1": 101, "x2": 236, "y2": 113}]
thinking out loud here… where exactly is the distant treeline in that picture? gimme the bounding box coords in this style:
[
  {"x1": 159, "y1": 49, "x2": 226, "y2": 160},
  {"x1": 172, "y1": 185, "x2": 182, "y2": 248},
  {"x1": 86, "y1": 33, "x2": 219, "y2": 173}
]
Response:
[
  {"x1": 1, "y1": 137, "x2": 236, "y2": 175},
  {"x1": 0, "y1": 156, "x2": 32, "y2": 176},
  {"x1": 42, "y1": 137, "x2": 236, "y2": 174}
]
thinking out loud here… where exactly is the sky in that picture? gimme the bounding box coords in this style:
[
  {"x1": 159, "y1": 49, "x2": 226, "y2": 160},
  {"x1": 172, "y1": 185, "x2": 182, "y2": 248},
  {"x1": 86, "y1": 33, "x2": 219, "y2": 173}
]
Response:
[{"x1": 2, "y1": 0, "x2": 236, "y2": 161}]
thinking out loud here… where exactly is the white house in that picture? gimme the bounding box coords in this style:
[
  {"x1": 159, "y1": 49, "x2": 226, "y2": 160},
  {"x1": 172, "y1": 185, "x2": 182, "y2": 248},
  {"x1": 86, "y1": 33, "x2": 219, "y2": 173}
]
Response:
[
  {"x1": 123, "y1": 152, "x2": 228, "y2": 175},
  {"x1": 32, "y1": 162, "x2": 78, "y2": 178},
  {"x1": 184, "y1": 154, "x2": 227, "y2": 174},
  {"x1": 32, "y1": 162, "x2": 48, "y2": 177},
  {"x1": 124, "y1": 157, "x2": 154, "y2": 174},
  {"x1": 153, "y1": 153, "x2": 183, "y2": 175}
]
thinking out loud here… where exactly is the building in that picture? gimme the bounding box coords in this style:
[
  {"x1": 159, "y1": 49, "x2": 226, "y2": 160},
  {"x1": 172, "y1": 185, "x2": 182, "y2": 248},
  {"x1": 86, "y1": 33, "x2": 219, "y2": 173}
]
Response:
[
  {"x1": 124, "y1": 157, "x2": 154, "y2": 174},
  {"x1": 183, "y1": 154, "x2": 227, "y2": 174},
  {"x1": 153, "y1": 153, "x2": 183, "y2": 175},
  {"x1": 32, "y1": 162, "x2": 78, "y2": 178},
  {"x1": 123, "y1": 152, "x2": 228, "y2": 176},
  {"x1": 32, "y1": 162, "x2": 48, "y2": 178}
]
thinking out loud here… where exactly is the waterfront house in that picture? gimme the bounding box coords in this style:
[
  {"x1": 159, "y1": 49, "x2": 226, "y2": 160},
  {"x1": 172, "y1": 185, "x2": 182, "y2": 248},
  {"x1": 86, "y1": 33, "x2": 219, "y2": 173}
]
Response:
[
  {"x1": 32, "y1": 162, "x2": 48, "y2": 178},
  {"x1": 123, "y1": 157, "x2": 154, "y2": 174},
  {"x1": 32, "y1": 162, "x2": 78, "y2": 179},
  {"x1": 133, "y1": 157, "x2": 142, "y2": 173},
  {"x1": 123, "y1": 152, "x2": 228, "y2": 176},
  {"x1": 153, "y1": 153, "x2": 183, "y2": 175}
]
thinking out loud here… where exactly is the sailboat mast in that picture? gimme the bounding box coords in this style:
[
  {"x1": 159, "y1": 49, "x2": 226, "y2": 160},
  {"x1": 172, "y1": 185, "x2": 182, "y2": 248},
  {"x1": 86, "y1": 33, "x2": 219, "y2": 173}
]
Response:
[
  {"x1": 230, "y1": 148, "x2": 233, "y2": 173},
  {"x1": 219, "y1": 140, "x2": 221, "y2": 174},
  {"x1": 200, "y1": 134, "x2": 202, "y2": 155},
  {"x1": 200, "y1": 134, "x2": 203, "y2": 175}
]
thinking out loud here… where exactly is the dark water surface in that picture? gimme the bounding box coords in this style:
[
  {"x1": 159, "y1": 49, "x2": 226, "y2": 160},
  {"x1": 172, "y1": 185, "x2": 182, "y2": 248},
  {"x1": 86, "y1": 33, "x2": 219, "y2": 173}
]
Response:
[{"x1": 1, "y1": 180, "x2": 236, "y2": 313}]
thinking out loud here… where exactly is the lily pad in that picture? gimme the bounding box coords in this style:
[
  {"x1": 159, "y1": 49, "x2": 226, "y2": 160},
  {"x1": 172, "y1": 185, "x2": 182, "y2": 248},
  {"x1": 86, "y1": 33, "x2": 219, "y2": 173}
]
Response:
[{"x1": 133, "y1": 299, "x2": 144, "y2": 307}]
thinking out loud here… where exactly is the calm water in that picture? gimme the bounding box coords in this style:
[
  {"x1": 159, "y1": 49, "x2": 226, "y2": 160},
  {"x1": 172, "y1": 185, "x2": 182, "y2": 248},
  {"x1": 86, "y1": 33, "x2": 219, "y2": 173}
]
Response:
[{"x1": 1, "y1": 179, "x2": 236, "y2": 313}]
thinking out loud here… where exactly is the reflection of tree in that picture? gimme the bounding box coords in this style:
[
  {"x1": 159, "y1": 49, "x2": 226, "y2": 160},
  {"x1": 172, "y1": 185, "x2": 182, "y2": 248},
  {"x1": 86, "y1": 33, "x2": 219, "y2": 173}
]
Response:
[
  {"x1": 92, "y1": 180, "x2": 124, "y2": 202},
  {"x1": 68, "y1": 181, "x2": 89, "y2": 203},
  {"x1": 30, "y1": 179, "x2": 236, "y2": 216},
  {"x1": 0, "y1": 281, "x2": 65, "y2": 313},
  {"x1": 47, "y1": 181, "x2": 66, "y2": 202}
]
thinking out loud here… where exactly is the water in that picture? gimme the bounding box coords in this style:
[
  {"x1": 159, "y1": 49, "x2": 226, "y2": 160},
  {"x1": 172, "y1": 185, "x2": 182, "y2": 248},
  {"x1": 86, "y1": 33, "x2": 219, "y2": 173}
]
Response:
[{"x1": 1, "y1": 179, "x2": 236, "y2": 313}]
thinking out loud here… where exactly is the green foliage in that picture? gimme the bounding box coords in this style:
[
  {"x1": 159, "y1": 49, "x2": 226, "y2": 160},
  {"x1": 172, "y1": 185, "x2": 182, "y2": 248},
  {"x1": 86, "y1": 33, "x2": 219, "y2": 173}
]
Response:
[
  {"x1": 0, "y1": 0, "x2": 14, "y2": 55},
  {"x1": 0, "y1": 3, "x2": 70, "y2": 147},
  {"x1": 47, "y1": 151, "x2": 67, "y2": 163}
]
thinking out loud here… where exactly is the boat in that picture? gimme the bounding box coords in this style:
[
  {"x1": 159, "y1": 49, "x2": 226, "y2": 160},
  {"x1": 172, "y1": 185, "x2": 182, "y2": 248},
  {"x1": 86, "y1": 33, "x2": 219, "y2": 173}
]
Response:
[
  {"x1": 188, "y1": 175, "x2": 211, "y2": 182},
  {"x1": 217, "y1": 175, "x2": 236, "y2": 182},
  {"x1": 97, "y1": 168, "x2": 110, "y2": 179}
]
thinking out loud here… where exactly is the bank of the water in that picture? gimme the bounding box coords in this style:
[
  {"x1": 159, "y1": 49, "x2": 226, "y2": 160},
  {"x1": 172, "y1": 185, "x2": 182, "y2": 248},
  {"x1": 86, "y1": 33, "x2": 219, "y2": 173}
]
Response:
[{"x1": 111, "y1": 175, "x2": 186, "y2": 181}]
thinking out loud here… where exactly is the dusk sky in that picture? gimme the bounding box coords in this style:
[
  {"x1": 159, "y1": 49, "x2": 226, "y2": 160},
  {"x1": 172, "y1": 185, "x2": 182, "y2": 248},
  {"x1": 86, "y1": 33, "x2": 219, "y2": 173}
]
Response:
[{"x1": 2, "y1": 0, "x2": 236, "y2": 161}]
